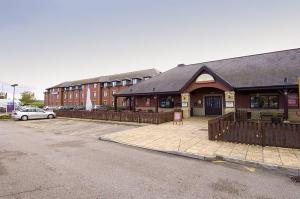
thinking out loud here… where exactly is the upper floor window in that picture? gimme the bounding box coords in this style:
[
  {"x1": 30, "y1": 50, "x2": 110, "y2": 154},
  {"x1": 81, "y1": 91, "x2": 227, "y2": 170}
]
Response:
[
  {"x1": 69, "y1": 87, "x2": 72, "y2": 91},
  {"x1": 250, "y1": 95, "x2": 279, "y2": 109},
  {"x1": 104, "y1": 91, "x2": 108, "y2": 97},
  {"x1": 64, "y1": 94, "x2": 67, "y2": 99},
  {"x1": 75, "y1": 86, "x2": 79, "y2": 89},
  {"x1": 132, "y1": 79, "x2": 138, "y2": 85},
  {"x1": 56, "y1": 95, "x2": 59, "y2": 99},
  {"x1": 93, "y1": 92, "x2": 96, "y2": 97},
  {"x1": 64, "y1": 88, "x2": 67, "y2": 91},
  {"x1": 112, "y1": 81, "x2": 117, "y2": 87},
  {"x1": 75, "y1": 93, "x2": 78, "y2": 98},
  {"x1": 69, "y1": 94, "x2": 72, "y2": 99},
  {"x1": 144, "y1": 77, "x2": 150, "y2": 81},
  {"x1": 112, "y1": 90, "x2": 116, "y2": 95},
  {"x1": 94, "y1": 83, "x2": 97, "y2": 88},
  {"x1": 104, "y1": 82, "x2": 108, "y2": 88},
  {"x1": 122, "y1": 80, "x2": 127, "y2": 86}
]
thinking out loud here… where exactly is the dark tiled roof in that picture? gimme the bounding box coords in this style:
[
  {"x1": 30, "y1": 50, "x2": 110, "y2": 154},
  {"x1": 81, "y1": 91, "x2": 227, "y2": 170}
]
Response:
[
  {"x1": 116, "y1": 48, "x2": 300, "y2": 95},
  {"x1": 48, "y1": 68, "x2": 160, "y2": 89}
]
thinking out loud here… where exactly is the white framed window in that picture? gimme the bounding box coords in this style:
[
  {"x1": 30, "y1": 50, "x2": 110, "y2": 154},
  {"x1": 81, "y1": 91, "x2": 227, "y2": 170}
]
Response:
[
  {"x1": 104, "y1": 91, "x2": 108, "y2": 97},
  {"x1": 103, "y1": 100, "x2": 107, "y2": 105},
  {"x1": 94, "y1": 83, "x2": 97, "y2": 88},
  {"x1": 64, "y1": 94, "x2": 67, "y2": 99},
  {"x1": 75, "y1": 93, "x2": 78, "y2": 98},
  {"x1": 69, "y1": 94, "x2": 72, "y2": 99},
  {"x1": 112, "y1": 100, "x2": 115, "y2": 107},
  {"x1": 75, "y1": 86, "x2": 78, "y2": 89},
  {"x1": 132, "y1": 79, "x2": 138, "y2": 84},
  {"x1": 56, "y1": 95, "x2": 59, "y2": 99},
  {"x1": 82, "y1": 93, "x2": 84, "y2": 98},
  {"x1": 112, "y1": 81, "x2": 117, "y2": 87},
  {"x1": 82, "y1": 85, "x2": 84, "y2": 89},
  {"x1": 69, "y1": 87, "x2": 72, "y2": 90},
  {"x1": 64, "y1": 87, "x2": 67, "y2": 91},
  {"x1": 144, "y1": 77, "x2": 150, "y2": 80},
  {"x1": 104, "y1": 82, "x2": 108, "y2": 88},
  {"x1": 93, "y1": 92, "x2": 96, "y2": 97},
  {"x1": 122, "y1": 101, "x2": 126, "y2": 107},
  {"x1": 122, "y1": 80, "x2": 127, "y2": 86}
]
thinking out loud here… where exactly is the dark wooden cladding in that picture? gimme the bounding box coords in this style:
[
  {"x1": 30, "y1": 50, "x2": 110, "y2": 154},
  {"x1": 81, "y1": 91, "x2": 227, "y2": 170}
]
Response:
[
  {"x1": 208, "y1": 113, "x2": 300, "y2": 149},
  {"x1": 55, "y1": 110, "x2": 174, "y2": 124}
]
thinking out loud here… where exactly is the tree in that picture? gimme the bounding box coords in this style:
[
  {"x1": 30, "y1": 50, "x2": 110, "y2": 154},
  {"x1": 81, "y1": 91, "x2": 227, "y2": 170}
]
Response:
[{"x1": 19, "y1": 91, "x2": 36, "y2": 105}]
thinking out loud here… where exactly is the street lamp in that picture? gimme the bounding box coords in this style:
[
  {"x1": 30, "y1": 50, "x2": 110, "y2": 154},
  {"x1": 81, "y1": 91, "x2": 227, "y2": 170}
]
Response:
[{"x1": 11, "y1": 84, "x2": 18, "y2": 111}]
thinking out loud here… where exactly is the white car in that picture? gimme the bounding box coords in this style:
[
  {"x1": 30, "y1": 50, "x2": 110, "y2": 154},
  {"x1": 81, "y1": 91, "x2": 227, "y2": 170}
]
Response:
[{"x1": 12, "y1": 107, "x2": 56, "y2": 121}]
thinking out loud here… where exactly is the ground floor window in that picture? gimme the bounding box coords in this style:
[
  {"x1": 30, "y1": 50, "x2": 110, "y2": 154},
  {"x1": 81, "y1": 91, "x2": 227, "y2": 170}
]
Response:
[
  {"x1": 250, "y1": 95, "x2": 279, "y2": 109},
  {"x1": 159, "y1": 96, "x2": 174, "y2": 108}
]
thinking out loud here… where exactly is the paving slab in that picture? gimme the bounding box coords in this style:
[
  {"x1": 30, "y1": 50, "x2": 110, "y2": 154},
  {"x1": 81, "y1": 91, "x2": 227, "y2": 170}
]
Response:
[{"x1": 100, "y1": 117, "x2": 300, "y2": 175}]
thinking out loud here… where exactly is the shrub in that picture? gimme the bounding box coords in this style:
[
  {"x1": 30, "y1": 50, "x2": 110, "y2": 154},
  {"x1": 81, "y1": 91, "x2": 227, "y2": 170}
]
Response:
[{"x1": 0, "y1": 114, "x2": 11, "y2": 120}]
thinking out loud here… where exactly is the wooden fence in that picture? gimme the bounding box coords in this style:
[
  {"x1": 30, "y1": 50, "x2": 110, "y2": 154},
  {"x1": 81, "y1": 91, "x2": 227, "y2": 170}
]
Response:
[
  {"x1": 55, "y1": 110, "x2": 174, "y2": 124},
  {"x1": 208, "y1": 113, "x2": 300, "y2": 148}
]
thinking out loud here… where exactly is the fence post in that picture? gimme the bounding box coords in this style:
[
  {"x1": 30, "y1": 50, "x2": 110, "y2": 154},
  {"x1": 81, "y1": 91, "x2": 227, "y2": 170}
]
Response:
[{"x1": 260, "y1": 121, "x2": 265, "y2": 147}]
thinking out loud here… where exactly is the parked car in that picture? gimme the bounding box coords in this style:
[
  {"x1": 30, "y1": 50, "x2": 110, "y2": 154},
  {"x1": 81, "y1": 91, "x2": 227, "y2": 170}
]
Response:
[
  {"x1": 60, "y1": 105, "x2": 75, "y2": 110},
  {"x1": 74, "y1": 105, "x2": 85, "y2": 110},
  {"x1": 93, "y1": 105, "x2": 107, "y2": 111},
  {"x1": 12, "y1": 107, "x2": 56, "y2": 121}
]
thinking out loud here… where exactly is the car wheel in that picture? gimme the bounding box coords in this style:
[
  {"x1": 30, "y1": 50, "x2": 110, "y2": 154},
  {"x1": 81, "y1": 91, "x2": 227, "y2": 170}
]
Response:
[
  {"x1": 48, "y1": 114, "x2": 54, "y2": 119},
  {"x1": 21, "y1": 115, "x2": 28, "y2": 121}
]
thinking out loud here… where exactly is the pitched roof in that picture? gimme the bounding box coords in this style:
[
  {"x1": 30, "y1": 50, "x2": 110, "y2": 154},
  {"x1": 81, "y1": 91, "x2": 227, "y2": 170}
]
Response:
[
  {"x1": 116, "y1": 48, "x2": 300, "y2": 96},
  {"x1": 48, "y1": 68, "x2": 160, "y2": 89}
]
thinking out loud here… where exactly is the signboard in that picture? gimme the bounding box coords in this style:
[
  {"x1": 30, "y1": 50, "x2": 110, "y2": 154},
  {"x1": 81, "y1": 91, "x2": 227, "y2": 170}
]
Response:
[
  {"x1": 173, "y1": 111, "x2": 183, "y2": 125},
  {"x1": 225, "y1": 101, "x2": 234, "y2": 108},
  {"x1": 195, "y1": 73, "x2": 215, "y2": 83},
  {"x1": 181, "y1": 93, "x2": 189, "y2": 107},
  {"x1": 288, "y1": 94, "x2": 298, "y2": 107}
]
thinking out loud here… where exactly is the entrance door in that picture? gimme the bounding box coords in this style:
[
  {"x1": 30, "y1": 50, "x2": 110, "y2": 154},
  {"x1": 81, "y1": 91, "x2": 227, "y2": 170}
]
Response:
[{"x1": 205, "y1": 96, "x2": 222, "y2": 115}]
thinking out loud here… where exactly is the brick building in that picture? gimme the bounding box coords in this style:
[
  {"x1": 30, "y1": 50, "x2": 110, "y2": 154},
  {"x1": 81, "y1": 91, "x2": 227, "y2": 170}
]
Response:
[
  {"x1": 115, "y1": 49, "x2": 300, "y2": 122},
  {"x1": 44, "y1": 68, "x2": 160, "y2": 108}
]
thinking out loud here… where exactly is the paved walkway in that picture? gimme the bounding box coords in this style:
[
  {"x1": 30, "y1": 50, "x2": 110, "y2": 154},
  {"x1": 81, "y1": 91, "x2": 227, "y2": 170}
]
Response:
[{"x1": 100, "y1": 117, "x2": 300, "y2": 173}]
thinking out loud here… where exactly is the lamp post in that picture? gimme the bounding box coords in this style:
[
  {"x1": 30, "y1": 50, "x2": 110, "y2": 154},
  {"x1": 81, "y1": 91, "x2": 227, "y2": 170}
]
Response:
[{"x1": 11, "y1": 84, "x2": 18, "y2": 111}]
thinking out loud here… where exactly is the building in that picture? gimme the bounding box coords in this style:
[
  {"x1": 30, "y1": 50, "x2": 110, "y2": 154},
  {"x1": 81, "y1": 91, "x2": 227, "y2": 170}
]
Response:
[
  {"x1": 44, "y1": 68, "x2": 160, "y2": 107},
  {"x1": 115, "y1": 48, "x2": 300, "y2": 122}
]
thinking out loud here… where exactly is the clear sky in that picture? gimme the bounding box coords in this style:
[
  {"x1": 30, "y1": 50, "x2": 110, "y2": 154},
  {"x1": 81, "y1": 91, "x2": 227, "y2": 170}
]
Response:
[{"x1": 1, "y1": 0, "x2": 300, "y2": 99}]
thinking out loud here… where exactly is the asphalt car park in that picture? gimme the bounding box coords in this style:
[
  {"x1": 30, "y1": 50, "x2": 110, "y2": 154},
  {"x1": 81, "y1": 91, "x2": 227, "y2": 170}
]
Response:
[{"x1": 0, "y1": 119, "x2": 299, "y2": 199}]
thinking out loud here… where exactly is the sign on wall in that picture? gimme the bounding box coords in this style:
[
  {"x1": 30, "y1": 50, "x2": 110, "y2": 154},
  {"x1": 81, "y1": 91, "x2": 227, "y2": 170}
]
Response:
[
  {"x1": 288, "y1": 94, "x2": 299, "y2": 107},
  {"x1": 195, "y1": 73, "x2": 215, "y2": 83},
  {"x1": 181, "y1": 93, "x2": 190, "y2": 107}
]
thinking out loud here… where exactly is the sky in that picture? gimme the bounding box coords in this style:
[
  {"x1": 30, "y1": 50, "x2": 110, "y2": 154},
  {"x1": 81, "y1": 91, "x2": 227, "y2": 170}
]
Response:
[{"x1": 0, "y1": 0, "x2": 300, "y2": 100}]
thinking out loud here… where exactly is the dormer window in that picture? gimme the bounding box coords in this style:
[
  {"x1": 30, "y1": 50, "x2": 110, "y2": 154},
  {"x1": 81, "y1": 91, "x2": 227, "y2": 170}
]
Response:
[
  {"x1": 75, "y1": 86, "x2": 79, "y2": 89},
  {"x1": 93, "y1": 83, "x2": 97, "y2": 88},
  {"x1": 104, "y1": 82, "x2": 108, "y2": 88},
  {"x1": 82, "y1": 85, "x2": 84, "y2": 89},
  {"x1": 144, "y1": 77, "x2": 150, "y2": 81},
  {"x1": 69, "y1": 87, "x2": 72, "y2": 91},
  {"x1": 122, "y1": 80, "x2": 127, "y2": 86},
  {"x1": 112, "y1": 81, "x2": 117, "y2": 87},
  {"x1": 132, "y1": 79, "x2": 138, "y2": 85}
]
